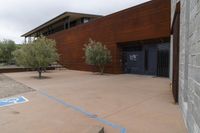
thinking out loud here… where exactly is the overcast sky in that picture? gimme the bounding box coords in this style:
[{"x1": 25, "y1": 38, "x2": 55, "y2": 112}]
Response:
[{"x1": 0, "y1": 0, "x2": 149, "y2": 44}]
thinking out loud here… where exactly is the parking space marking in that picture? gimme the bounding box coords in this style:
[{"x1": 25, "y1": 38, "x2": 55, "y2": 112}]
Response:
[
  {"x1": 39, "y1": 90, "x2": 127, "y2": 133},
  {"x1": 0, "y1": 96, "x2": 28, "y2": 107}
]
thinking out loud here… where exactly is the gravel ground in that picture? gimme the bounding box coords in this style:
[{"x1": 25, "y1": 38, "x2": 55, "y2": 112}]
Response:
[{"x1": 0, "y1": 74, "x2": 34, "y2": 99}]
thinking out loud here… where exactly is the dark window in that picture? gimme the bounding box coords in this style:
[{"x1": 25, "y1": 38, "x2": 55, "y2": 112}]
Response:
[
  {"x1": 123, "y1": 45, "x2": 142, "y2": 52},
  {"x1": 70, "y1": 20, "x2": 78, "y2": 27},
  {"x1": 81, "y1": 17, "x2": 90, "y2": 23}
]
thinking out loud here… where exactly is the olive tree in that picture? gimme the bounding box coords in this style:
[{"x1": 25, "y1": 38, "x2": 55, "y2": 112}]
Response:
[
  {"x1": 0, "y1": 48, "x2": 2, "y2": 64},
  {"x1": 13, "y1": 36, "x2": 59, "y2": 79},
  {"x1": 0, "y1": 39, "x2": 16, "y2": 64},
  {"x1": 83, "y1": 39, "x2": 112, "y2": 74},
  {"x1": 0, "y1": 48, "x2": 2, "y2": 58}
]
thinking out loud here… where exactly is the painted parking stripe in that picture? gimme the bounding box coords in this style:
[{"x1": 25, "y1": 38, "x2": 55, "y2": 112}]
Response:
[
  {"x1": 39, "y1": 90, "x2": 127, "y2": 133},
  {"x1": 0, "y1": 96, "x2": 28, "y2": 107}
]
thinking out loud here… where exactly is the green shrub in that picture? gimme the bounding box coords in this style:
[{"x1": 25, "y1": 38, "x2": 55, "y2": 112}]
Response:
[
  {"x1": 0, "y1": 39, "x2": 16, "y2": 64},
  {"x1": 83, "y1": 39, "x2": 112, "y2": 74},
  {"x1": 13, "y1": 36, "x2": 59, "y2": 78}
]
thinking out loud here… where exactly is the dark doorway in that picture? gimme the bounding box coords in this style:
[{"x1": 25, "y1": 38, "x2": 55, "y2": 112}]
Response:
[
  {"x1": 120, "y1": 39, "x2": 170, "y2": 77},
  {"x1": 157, "y1": 43, "x2": 170, "y2": 77},
  {"x1": 123, "y1": 46, "x2": 144, "y2": 74},
  {"x1": 171, "y1": 2, "x2": 180, "y2": 103},
  {"x1": 144, "y1": 45, "x2": 157, "y2": 75}
]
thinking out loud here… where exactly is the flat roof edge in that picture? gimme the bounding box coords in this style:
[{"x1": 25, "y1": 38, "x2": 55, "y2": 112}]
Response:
[{"x1": 22, "y1": 0, "x2": 152, "y2": 37}]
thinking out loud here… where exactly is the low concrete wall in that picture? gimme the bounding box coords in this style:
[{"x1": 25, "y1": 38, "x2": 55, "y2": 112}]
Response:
[{"x1": 0, "y1": 67, "x2": 55, "y2": 73}]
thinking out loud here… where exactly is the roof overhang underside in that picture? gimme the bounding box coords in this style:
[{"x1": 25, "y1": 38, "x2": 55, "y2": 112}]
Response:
[{"x1": 22, "y1": 12, "x2": 102, "y2": 37}]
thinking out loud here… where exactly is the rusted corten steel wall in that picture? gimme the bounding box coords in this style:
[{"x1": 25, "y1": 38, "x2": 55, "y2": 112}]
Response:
[{"x1": 48, "y1": 0, "x2": 170, "y2": 74}]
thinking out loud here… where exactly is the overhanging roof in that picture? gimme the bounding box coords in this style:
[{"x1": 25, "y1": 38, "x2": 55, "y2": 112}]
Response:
[{"x1": 22, "y1": 12, "x2": 102, "y2": 37}]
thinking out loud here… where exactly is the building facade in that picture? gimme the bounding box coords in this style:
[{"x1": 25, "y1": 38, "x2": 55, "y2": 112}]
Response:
[
  {"x1": 171, "y1": 0, "x2": 200, "y2": 132},
  {"x1": 22, "y1": 0, "x2": 171, "y2": 76},
  {"x1": 21, "y1": 0, "x2": 200, "y2": 131}
]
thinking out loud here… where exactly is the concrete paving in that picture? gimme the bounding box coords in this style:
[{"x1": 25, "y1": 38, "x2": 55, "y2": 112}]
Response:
[
  {"x1": 2, "y1": 70, "x2": 187, "y2": 133},
  {"x1": 0, "y1": 74, "x2": 34, "y2": 98}
]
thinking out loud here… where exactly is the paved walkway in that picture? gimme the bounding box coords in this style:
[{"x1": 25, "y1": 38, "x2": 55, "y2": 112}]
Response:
[
  {"x1": 0, "y1": 74, "x2": 34, "y2": 98},
  {"x1": 1, "y1": 70, "x2": 187, "y2": 133}
]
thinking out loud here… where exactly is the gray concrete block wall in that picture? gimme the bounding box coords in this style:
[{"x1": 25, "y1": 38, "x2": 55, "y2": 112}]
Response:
[{"x1": 171, "y1": 0, "x2": 200, "y2": 132}]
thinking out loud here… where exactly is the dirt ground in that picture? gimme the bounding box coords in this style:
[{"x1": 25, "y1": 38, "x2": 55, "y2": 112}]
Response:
[{"x1": 0, "y1": 70, "x2": 187, "y2": 133}]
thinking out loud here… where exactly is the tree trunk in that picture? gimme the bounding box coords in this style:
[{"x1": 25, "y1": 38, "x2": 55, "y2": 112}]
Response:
[
  {"x1": 99, "y1": 65, "x2": 105, "y2": 75},
  {"x1": 38, "y1": 67, "x2": 42, "y2": 79}
]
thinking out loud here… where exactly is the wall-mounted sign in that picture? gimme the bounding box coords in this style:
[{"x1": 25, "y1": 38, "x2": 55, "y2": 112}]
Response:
[
  {"x1": 0, "y1": 96, "x2": 28, "y2": 107},
  {"x1": 129, "y1": 54, "x2": 138, "y2": 61}
]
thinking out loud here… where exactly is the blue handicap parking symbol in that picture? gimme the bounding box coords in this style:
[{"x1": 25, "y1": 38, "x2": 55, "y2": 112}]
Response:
[{"x1": 0, "y1": 96, "x2": 28, "y2": 107}]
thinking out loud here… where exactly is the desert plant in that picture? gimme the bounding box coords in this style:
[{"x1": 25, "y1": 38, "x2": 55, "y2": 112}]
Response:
[
  {"x1": 13, "y1": 36, "x2": 59, "y2": 79},
  {"x1": 83, "y1": 39, "x2": 112, "y2": 74}
]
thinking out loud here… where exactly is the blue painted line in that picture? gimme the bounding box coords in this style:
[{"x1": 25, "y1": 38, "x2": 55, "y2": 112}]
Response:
[
  {"x1": 39, "y1": 90, "x2": 127, "y2": 133},
  {"x1": 95, "y1": 117, "x2": 127, "y2": 133}
]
